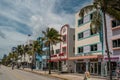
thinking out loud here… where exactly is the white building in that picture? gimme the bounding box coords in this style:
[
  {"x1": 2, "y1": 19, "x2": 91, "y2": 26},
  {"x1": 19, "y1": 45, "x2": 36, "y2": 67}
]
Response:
[{"x1": 50, "y1": 24, "x2": 75, "y2": 72}]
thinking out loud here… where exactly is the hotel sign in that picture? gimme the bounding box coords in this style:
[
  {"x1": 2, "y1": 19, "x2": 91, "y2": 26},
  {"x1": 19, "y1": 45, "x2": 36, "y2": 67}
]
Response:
[{"x1": 104, "y1": 57, "x2": 119, "y2": 61}]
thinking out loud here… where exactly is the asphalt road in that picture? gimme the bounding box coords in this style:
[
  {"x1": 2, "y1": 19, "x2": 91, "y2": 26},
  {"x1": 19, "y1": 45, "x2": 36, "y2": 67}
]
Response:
[{"x1": 0, "y1": 65, "x2": 60, "y2": 80}]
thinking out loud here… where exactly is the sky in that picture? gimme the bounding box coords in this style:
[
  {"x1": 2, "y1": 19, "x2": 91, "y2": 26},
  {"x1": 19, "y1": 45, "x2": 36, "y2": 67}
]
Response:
[{"x1": 0, "y1": 0, "x2": 92, "y2": 59}]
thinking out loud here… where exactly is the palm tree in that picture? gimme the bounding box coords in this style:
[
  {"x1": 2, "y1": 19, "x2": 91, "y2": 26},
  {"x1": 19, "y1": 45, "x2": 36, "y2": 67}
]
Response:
[
  {"x1": 7, "y1": 52, "x2": 17, "y2": 65},
  {"x1": 42, "y1": 28, "x2": 62, "y2": 74},
  {"x1": 79, "y1": 0, "x2": 120, "y2": 80},
  {"x1": 27, "y1": 39, "x2": 43, "y2": 70},
  {"x1": 16, "y1": 45, "x2": 24, "y2": 62},
  {"x1": 12, "y1": 52, "x2": 18, "y2": 62},
  {"x1": 18, "y1": 45, "x2": 26, "y2": 69},
  {"x1": 33, "y1": 40, "x2": 43, "y2": 54},
  {"x1": 32, "y1": 40, "x2": 43, "y2": 64}
]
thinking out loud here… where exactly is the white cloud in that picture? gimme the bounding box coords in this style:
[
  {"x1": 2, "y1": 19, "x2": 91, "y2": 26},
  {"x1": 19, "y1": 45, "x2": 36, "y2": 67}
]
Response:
[
  {"x1": 25, "y1": 2, "x2": 74, "y2": 39},
  {"x1": 0, "y1": 0, "x2": 92, "y2": 58},
  {"x1": 0, "y1": 28, "x2": 29, "y2": 58}
]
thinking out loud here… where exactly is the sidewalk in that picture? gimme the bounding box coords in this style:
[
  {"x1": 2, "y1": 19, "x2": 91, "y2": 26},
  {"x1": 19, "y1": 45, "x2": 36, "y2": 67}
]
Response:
[{"x1": 20, "y1": 68, "x2": 107, "y2": 80}]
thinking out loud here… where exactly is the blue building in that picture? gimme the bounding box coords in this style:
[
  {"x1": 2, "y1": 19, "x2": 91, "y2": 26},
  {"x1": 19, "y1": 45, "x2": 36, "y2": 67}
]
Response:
[
  {"x1": 35, "y1": 37, "x2": 49, "y2": 70},
  {"x1": 35, "y1": 53, "x2": 42, "y2": 70}
]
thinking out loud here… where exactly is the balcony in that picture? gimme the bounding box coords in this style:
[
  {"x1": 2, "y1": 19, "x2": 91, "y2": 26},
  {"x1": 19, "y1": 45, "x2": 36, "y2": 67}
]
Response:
[
  {"x1": 112, "y1": 25, "x2": 120, "y2": 30},
  {"x1": 112, "y1": 47, "x2": 120, "y2": 50}
]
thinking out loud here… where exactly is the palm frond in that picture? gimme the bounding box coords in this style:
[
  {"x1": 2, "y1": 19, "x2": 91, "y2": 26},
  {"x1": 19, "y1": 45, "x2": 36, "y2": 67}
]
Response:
[
  {"x1": 79, "y1": 5, "x2": 95, "y2": 17},
  {"x1": 106, "y1": 8, "x2": 120, "y2": 20},
  {"x1": 42, "y1": 31, "x2": 47, "y2": 37},
  {"x1": 90, "y1": 10, "x2": 102, "y2": 33}
]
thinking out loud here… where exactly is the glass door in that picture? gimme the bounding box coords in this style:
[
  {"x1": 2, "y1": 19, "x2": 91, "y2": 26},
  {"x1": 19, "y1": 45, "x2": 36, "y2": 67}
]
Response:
[
  {"x1": 90, "y1": 62, "x2": 98, "y2": 74},
  {"x1": 94, "y1": 63, "x2": 97, "y2": 74}
]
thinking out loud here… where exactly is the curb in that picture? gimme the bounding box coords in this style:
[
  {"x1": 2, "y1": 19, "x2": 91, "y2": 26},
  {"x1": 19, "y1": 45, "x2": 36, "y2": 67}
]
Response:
[
  {"x1": 20, "y1": 69, "x2": 68, "y2": 80},
  {"x1": 72, "y1": 73, "x2": 106, "y2": 79}
]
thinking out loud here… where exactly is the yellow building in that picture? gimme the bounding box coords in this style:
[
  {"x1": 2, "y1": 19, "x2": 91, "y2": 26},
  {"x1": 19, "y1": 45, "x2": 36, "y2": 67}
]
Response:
[{"x1": 69, "y1": 11, "x2": 103, "y2": 75}]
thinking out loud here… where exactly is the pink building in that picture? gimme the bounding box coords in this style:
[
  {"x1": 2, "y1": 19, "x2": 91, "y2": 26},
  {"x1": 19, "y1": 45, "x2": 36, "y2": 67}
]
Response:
[
  {"x1": 103, "y1": 15, "x2": 120, "y2": 76},
  {"x1": 50, "y1": 24, "x2": 75, "y2": 72}
]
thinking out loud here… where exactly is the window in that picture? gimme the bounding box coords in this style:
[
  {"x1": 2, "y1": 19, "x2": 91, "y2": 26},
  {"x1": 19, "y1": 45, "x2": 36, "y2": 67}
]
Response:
[
  {"x1": 118, "y1": 39, "x2": 120, "y2": 47},
  {"x1": 113, "y1": 40, "x2": 117, "y2": 47},
  {"x1": 63, "y1": 61, "x2": 66, "y2": 65},
  {"x1": 62, "y1": 47, "x2": 66, "y2": 53},
  {"x1": 90, "y1": 28, "x2": 97, "y2": 35},
  {"x1": 63, "y1": 27, "x2": 66, "y2": 33},
  {"x1": 56, "y1": 49, "x2": 60, "y2": 54},
  {"x1": 78, "y1": 18, "x2": 83, "y2": 26},
  {"x1": 90, "y1": 44, "x2": 97, "y2": 51},
  {"x1": 63, "y1": 35, "x2": 66, "y2": 42},
  {"x1": 78, "y1": 47, "x2": 83, "y2": 53},
  {"x1": 112, "y1": 20, "x2": 120, "y2": 28},
  {"x1": 50, "y1": 50, "x2": 54, "y2": 55},
  {"x1": 112, "y1": 39, "x2": 120, "y2": 48},
  {"x1": 73, "y1": 47, "x2": 75, "y2": 53},
  {"x1": 73, "y1": 35, "x2": 75, "y2": 40},
  {"x1": 78, "y1": 32, "x2": 83, "y2": 39},
  {"x1": 90, "y1": 13, "x2": 93, "y2": 20}
]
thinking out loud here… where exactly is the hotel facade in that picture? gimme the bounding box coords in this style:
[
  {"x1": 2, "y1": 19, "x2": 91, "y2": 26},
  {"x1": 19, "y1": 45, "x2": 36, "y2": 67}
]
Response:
[
  {"x1": 103, "y1": 15, "x2": 120, "y2": 76},
  {"x1": 69, "y1": 11, "x2": 103, "y2": 75},
  {"x1": 50, "y1": 24, "x2": 75, "y2": 72},
  {"x1": 33, "y1": 10, "x2": 120, "y2": 76}
]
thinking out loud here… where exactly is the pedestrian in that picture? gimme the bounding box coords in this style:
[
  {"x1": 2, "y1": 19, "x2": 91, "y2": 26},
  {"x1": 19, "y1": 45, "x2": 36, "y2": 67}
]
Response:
[
  {"x1": 84, "y1": 71, "x2": 90, "y2": 80},
  {"x1": 12, "y1": 63, "x2": 14, "y2": 70},
  {"x1": 116, "y1": 67, "x2": 120, "y2": 80}
]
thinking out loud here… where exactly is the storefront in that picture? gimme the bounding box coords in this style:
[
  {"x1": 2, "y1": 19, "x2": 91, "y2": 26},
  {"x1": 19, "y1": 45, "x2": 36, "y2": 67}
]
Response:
[
  {"x1": 76, "y1": 61, "x2": 86, "y2": 73},
  {"x1": 103, "y1": 56, "x2": 120, "y2": 76},
  {"x1": 69, "y1": 55, "x2": 103, "y2": 75},
  {"x1": 89, "y1": 59, "x2": 101, "y2": 75},
  {"x1": 51, "y1": 61, "x2": 58, "y2": 70}
]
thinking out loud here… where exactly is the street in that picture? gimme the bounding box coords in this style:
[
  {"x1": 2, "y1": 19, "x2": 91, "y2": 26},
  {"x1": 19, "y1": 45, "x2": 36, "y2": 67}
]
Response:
[{"x1": 0, "y1": 65, "x2": 60, "y2": 80}]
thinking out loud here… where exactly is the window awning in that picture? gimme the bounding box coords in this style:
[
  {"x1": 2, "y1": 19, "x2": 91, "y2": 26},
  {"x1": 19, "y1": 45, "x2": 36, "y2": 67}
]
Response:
[{"x1": 68, "y1": 55, "x2": 103, "y2": 60}]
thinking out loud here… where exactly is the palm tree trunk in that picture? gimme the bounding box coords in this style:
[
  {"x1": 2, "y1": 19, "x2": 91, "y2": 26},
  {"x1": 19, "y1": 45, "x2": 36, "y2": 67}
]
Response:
[
  {"x1": 103, "y1": 11, "x2": 112, "y2": 80},
  {"x1": 48, "y1": 42, "x2": 51, "y2": 74}
]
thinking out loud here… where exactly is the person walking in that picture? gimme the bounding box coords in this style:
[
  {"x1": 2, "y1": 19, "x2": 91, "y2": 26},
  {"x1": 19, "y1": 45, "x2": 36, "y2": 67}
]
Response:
[
  {"x1": 12, "y1": 63, "x2": 14, "y2": 70},
  {"x1": 84, "y1": 71, "x2": 90, "y2": 80},
  {"x1": 116, "y1": 67, "x2": 120, "y2": 80}
]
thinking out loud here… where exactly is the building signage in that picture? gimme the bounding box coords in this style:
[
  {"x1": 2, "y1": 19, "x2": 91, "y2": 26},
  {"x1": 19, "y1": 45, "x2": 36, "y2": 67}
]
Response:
[{"x1": 104, "y1": 57, "x2": 119, "y2": 61}]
